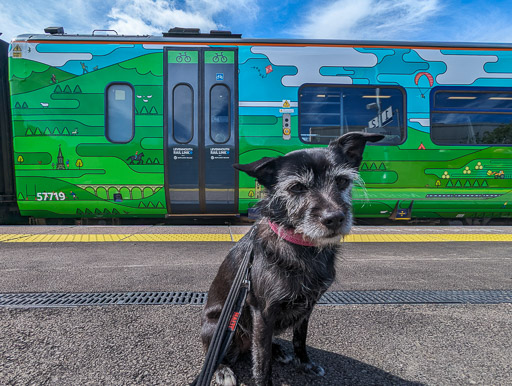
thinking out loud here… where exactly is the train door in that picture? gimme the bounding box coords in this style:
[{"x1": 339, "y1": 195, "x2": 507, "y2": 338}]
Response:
[{"x1": 164, "y1": 48, "x2": 238, "y2": 215}]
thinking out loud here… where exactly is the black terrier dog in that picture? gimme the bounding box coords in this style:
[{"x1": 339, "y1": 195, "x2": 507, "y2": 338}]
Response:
[{"x1": 201, "y1": 132, "x2": 384, "y2": 385}]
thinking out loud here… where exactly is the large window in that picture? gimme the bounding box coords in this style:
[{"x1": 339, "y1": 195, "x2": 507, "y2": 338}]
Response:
[
  {"x1": 172, "y1": 84, "x2": 194, "y2": 144},
  {"x1": 105, "y1": 83, "x2": 134, "y2": 143},
  {"x1": 431, "y1": 88, "x2": 512, "y2": 145},
  {"x1": 299, "y1": 85, "x2": 405, "y2": 144}
]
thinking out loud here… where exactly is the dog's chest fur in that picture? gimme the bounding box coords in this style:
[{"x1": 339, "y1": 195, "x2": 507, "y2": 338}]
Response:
[{"x1": 245, "y1": 223, "x2": 337, "y2": 333}]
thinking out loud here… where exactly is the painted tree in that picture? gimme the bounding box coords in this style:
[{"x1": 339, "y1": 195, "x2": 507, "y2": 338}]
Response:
[
  {"x1": 17, "y1": 155, "x2": 24, "y2": 164},
  {"x1": 76, "y1": 159, "x2": 83, "y2": 170}
]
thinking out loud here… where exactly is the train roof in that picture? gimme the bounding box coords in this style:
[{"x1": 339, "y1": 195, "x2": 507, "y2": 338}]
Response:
[{"x1": 9, "y1": 27, "x2": 512, "y2": 50}]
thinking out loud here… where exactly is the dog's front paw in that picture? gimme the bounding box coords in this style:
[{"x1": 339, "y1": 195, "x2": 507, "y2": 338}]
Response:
[
  {"x1": 294, "y1": 359, "x2": 325, "y2": 377},
  {"x1": 214, "y1": 364, "x2": 237, "y2": 386}
]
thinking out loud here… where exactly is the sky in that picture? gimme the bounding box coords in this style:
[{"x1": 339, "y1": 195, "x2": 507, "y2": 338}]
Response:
[{"x1": 1, "y1": 0, "x2": 512, "y2": 44}]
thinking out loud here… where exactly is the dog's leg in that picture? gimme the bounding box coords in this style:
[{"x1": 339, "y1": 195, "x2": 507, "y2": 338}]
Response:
[
  {"x1": 292, "y1": 316, "x2": 325, "y2": 377},
  {"x1": 202, "y1": 311, "x2": 244, "y2": 385},
  {"x1": 272, "y1": 342, "x2": 293, "y2": 364},
  {"x1": 251, "y1": 308, "x2": 274, "y2": 386},
  {"x1": 212, "y1": 342, "x2": 242, "y2": 386}
]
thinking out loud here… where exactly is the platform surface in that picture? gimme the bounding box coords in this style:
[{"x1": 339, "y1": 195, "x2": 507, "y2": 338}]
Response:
[{"x1": 0, "y1": 225, "x2": 511, "y2": 385}]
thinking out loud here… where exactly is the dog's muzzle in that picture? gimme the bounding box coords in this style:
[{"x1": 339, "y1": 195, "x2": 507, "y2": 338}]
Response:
[{"x1": 321, "y1": 210, "x2": 346, "y2": 233}]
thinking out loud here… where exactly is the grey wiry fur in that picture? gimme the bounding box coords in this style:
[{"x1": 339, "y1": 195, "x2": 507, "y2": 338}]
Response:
[{"x1": 200, "y1": 132, "x2": 384, "y2": 385}]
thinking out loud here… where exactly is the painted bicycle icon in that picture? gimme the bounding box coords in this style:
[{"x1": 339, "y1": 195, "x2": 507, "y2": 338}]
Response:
[
  {"x1": 176, "y1": 52, "x2": 192, "y2": 63},
  {"x1": 213, "y1": 52, "x2": 228, "y2": 63}
]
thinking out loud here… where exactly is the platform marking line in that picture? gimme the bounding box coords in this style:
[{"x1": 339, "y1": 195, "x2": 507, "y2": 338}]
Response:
[
  {"x1": 343, "y1": 234, "x2": 512, "y2": 242},
  {"x1": 1, "y1": 233, "x2": 512, "y2": 243},
  {"x1": 0, "y1": 234, "x2": 31, "y2": 242},
  {"x1": 121, "y1": 234, "x2": 233, "y2": 242}
]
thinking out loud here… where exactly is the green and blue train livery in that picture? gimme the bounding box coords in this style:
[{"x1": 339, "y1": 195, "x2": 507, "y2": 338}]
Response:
[{"x1": 2, "y1": 28, "x2": 512, "y2": 220}]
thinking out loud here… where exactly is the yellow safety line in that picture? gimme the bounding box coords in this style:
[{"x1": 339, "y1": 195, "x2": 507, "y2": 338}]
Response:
[
  {"x1": 0, "y1": 233, "x2": 512, "y2": 243},
  {"x1": 343, "y1": 234, "x2": 512, "y2": 242}
]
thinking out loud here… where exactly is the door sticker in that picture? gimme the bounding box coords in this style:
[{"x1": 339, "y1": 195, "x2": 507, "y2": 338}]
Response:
[
  {"x1": 210, "y1": 148, "x2": 230, "y2": 160},
  {"x1": 173, "y1": 147, "x2": 194, "y2": 160},
  {"x1": 168, "y1": 51, "x2": 199, "y2": 64},
  {"x1": 205, "y1": 51, "x2": 235, "y2": 64}
]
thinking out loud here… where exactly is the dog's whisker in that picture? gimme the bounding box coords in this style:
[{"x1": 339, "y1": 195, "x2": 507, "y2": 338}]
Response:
[{"x1": 354, "y1": 173, "x2": 370, "y2": 206}]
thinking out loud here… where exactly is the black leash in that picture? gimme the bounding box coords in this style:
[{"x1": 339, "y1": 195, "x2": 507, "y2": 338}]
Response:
[{"x1": 191, "y1": 237, "x2": 254, "y2": 386}]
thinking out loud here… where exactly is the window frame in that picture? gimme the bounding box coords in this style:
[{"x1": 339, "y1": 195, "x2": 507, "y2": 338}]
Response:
[
  {"x1": 430, "y1": 86, "x2": 512, "y2": 147},
  {"x1": 104, "y1": 82, "x2": 135, "y2": 144},
  {"x1": 172, "y1": 82, "x2": 195, "y2": 144},
  {"x1": 298, "y1": 84, "x2": 407, "y2": 146},
  {"x1": 209, "y1": 83, "x2": 231, "y2": 144}
]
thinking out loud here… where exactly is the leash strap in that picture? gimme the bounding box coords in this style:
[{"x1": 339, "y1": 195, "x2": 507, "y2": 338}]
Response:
[{"x1": 191, "y1": 231, "x2": 254, "y2": 386}]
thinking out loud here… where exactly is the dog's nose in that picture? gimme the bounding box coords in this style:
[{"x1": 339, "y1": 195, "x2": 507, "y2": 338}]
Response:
[{"x1": 321, "y1": 210, "x2": 346, "y2": 231}]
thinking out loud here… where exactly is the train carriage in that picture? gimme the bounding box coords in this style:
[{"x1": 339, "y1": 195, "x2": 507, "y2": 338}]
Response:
[{"x1": 0, "y1": 27, "x2": 511, "y2": 222}]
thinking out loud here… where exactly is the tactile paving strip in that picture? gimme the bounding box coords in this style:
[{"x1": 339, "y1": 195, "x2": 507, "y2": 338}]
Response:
[
  {"x1": 2, "y1": 233, "x2": 512, "y2": 243},
  {"x1": 1, "y1": 290, "x2": 511, "y2": 308}
]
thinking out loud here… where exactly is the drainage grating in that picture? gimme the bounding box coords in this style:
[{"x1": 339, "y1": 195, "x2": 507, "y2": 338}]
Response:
[
  {"x1": 1, "y1": 290, "x2": 511, "y2": 308},
  {"x1": 0, "y1": 291, "x2": 207, "y2": 308},
  {"x1": 318, "y1": 290, "x2": 512, "y2": 305}
]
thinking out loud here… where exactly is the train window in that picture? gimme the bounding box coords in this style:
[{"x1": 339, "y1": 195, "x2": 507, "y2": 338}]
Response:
[
  {"x1": 298, "y1": 85, "x2": 405, "y2": 144},
  {"x1": 105, "y1": 83, "x2": 134, "y2": 143},
  {"x1": 173, "y1": 84, "x2": 194, "y2": 144},
  {"x1": 431, "y1": 88, "x2": 512, "y2": 145},
  {"x1": 210, "y1": 85, "x2": 231, "y2": 144}
]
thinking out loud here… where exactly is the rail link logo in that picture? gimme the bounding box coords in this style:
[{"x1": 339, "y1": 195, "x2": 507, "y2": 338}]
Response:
[
  {"x1": 210, "y1": 148, "x2": 230, "y2": 160},
  {"x1": 173, "y1": 147, "x2": 194, "y2": 160}
]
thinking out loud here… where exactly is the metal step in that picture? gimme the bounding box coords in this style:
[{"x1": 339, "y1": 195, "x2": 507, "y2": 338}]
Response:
[{"x1": 1, "y1": 290, "x2": 511, "y2": 309}]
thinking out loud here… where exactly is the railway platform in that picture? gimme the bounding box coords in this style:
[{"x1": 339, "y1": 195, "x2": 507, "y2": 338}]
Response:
[{"x1": 0, "y1": 225, "x2": 511, "y2": 385}]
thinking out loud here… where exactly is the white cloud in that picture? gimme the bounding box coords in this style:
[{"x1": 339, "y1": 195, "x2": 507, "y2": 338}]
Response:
[
  {"x1": 4, "y1": 0, "x2": 508, "y2": 45},
  {"x1": 294, "y1": 0, "x2": 441, "y2": 40},
  {"x1": 252, "y1": 46, "x2": 377, "y2": 86},
  {"x1": 0, "y1": 0, "x2": 258, "y2": 42},
  {"x1": 0, "y1": 0, "x2": 105, "y2": 42},
  {"x1": 107, "y1": 0, "x2": 259, "y2": 36},
  {"x1": 415, "y1": 49, "x2": 512, "y2": 84}
]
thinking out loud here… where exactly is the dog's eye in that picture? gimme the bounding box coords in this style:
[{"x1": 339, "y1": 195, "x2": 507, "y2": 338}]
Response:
[
  {"x1": 336, "y1": 177, "x2": 350, "y2": 190},
  {"x1": 289, "y1": 183, "x2": 307, "y2": 194}
]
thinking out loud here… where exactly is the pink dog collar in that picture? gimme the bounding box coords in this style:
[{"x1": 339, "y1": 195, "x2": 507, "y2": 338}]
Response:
[{"x1": 268, "y1": 220, "x2": 316, "y2": 247}]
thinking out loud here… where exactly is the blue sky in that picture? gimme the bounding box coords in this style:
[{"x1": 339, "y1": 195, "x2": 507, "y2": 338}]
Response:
[{"x1": 1, "y1": 0, "x2": 512, "y2": 43}]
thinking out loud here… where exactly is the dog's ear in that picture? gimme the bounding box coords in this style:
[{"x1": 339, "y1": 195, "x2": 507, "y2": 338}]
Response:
[
  {"x1": 233, "y1": 157, "x2": 279, "y2": 188},
  {"x1": 329, "y1": 132, "x2": 384, "y2": 168}
]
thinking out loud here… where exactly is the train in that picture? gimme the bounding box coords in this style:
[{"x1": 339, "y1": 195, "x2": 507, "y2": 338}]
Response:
[{"x1": 0, "y1": 27, "x2": 511, "y2": 223}]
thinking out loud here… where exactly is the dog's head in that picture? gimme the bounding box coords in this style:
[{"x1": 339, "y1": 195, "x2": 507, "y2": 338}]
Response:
[{"x1": 235, "y1": 132, "x2": 384, "y2": 245}]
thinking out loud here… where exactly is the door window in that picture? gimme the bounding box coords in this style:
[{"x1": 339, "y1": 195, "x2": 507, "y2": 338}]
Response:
[
  {"x1": 173, "y1": 84, "x2": 194, "y2": 143},
  {"x1": 210, "y1": 84, "x2": 231, "y2": 144}
]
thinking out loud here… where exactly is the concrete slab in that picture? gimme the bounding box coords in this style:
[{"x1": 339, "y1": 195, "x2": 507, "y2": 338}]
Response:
[
  {"x1": 0, "y1": 304, "x2": 510, "y2": 385},
  {"x1": 0, "y1": 239, "x2": 511, "y2": 293},
  {"x1": 0, "y1": 225, "x2": 510, "y2": 385}
]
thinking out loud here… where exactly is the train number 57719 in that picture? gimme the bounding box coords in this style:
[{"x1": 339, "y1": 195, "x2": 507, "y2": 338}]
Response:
[{"x1": 36, "y1": 192, "x2": 66, "y2": 201}]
